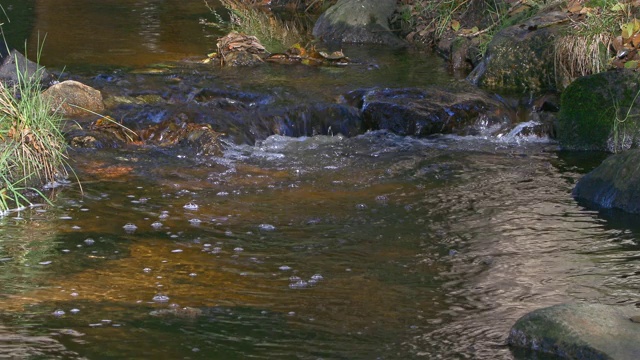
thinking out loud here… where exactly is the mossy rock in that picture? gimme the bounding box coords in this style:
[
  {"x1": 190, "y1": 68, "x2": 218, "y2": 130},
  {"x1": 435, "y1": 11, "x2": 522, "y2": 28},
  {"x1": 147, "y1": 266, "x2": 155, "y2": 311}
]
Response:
[
  {"x1": 467, "y1": 11, "x2": 567, "y2": 94},
  {"x1": 508, "y1": 303, "x2": 640, "y2": 360},
  {"x1": 312, "y1": 0, "x2": 405, "y2": 46},
  {"x1": 557, "y1": 70, "x2": 640, "y2": 152}
]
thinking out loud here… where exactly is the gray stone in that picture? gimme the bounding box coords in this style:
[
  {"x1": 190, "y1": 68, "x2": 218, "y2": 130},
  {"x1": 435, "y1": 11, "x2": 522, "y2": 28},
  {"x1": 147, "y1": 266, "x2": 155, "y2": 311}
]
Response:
[
  {"x1": 509, "y1": 303, "x2": 640, "y2": 360},
  {"x1": 312, "y1": 0, "x2": 405, "y2": 46},
  {"x1": 573, "y1": 149, "x2": 640, "y2": 213},
  {"x1": 0, "y1": 49, "x2": 52, "y2": 88}
]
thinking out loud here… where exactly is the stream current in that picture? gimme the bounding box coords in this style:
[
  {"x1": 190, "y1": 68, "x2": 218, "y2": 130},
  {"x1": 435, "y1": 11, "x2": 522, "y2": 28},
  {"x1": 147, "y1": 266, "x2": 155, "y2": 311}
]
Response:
[{"x1": 1, "y1": 1, "x2": 640, "y2": 359}]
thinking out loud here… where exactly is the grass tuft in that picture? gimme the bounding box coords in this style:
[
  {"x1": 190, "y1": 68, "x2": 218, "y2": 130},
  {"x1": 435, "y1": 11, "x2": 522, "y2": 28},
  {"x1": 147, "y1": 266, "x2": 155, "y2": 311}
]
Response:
[{"x1": 0, "y1": 38, "x2": 70, "y2": 214}]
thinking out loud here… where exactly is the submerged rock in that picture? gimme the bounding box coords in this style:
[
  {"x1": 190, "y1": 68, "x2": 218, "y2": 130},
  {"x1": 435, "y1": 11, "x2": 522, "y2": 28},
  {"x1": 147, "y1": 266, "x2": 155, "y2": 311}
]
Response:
[
  {"x1": 344, "y1": 86, "x2": 512, "y2": 137},
  {"x1": 573, "y1": 149, "x2": 640, "y2": 213},
  {"x1": 312, "y1": 0, "x2": 405, "y2": 47},
  {"x1": 508, "y1": 303, "x2": 640, "y2": 360},
  {"x1": 42, "y1": 80, "x2": 105, "y2": 116},
  {"x1": 557, "y1": 70, "x2": 640, "y2": 152}
]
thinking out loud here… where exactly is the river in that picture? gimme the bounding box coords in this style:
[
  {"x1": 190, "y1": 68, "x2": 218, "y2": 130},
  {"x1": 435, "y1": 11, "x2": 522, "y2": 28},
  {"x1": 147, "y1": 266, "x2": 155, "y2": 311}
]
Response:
[{"x1": 0, "y1": 1, "x2": 638, "y2": 359}]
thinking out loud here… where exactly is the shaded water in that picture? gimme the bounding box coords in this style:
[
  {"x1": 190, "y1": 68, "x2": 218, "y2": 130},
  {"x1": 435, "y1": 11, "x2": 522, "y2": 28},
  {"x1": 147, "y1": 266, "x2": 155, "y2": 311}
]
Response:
[{"x1": 1, "y1": 1, "x2": 640, "y2": 359}]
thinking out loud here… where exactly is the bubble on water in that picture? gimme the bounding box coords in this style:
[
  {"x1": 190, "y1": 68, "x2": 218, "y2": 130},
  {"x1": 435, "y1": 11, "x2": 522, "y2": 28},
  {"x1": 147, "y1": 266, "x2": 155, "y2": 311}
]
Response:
[
  {"x1": 84, "y1": 238, "x2": 95, "y2": 246},
  {"x1": 355, "y1": 203, "x2": 367, "y2": 210},
  {"x1": 89, "y1": 323, "x2": 103, "y2": 327},
  {"x1": 225, "y1": 230, "x2": 233, "y2": 236},
  {"x1": 183, "y1": 202, "x2": 199, "y2": 211},
  {"x1": 158, "y1": 213, "x2": 169, "y2": 220},
  {"x1": 72, "y1": 225, "x2": 81, "y2": 230},
  {"x1": 189, "y1": 273, "x2": 197, "y2": 277},
  {"x1": 289, "y1": 280, "x2": 309, "y2": 289},
  {"x1": 171, "y1": 249, "x2": 183, "y2": 253},
  {"x1": 375, "y1": 195, "x2": 388, "y2": 204},
  {"x1": 192, "y1": 348, "x2": 200, "y2": 353},
  {"x1": 123, "y1": 223, "x2": 138, "y2": 231},
  {"x1": 59, "y1": 216, "x2": 73, "y2": 220},
  {"x1": 39, "y1": 261, "x2": 52, "y2": 265},
  {"x1": 211, "y1": 247, "x2": 222, "y2": 254},
  {"x1": 61, "y1": 249, "x2": 71, "y2": 253},
  {"x1": 288, "y1": 311, "x2": 296, "y2": 316},
  {"x1": 258, "y1": 224, "x2": 276, "y2": 231},
  {"x1": 311, "y1": 274, "x2": 324, "y2": 281},
  {"x1": 151, "y1": 221, "x2": 163, "y2": 229},
  {"x1": 233, "y1": 247, "x2": 244, "y2": 252},
  {"x1": 289, "y1": 276, "x2": 301, "y2": 282},
  {"x1": 52, "y1": 310, "x2": 65, "y2": 317},
  {"x1": 143, "y1": 267, "x2": 152, "y2": 273},
  {"x1": 70, "y1": 308, "x2": 80, "y2": 314},
  {"x1": 189, "y1": 218, "x2": 202, "y2": 225},
  {"x1": 70, "y1": 292, "x2": 78, "y2": 297},
  {"x1": 170, "y1": 234, "x2": 179, "y2": 238},
  {"x1": 279, "y1": 265, "x2": 292, "y2": 271},
  {"x1": 203, "y1": 243, "x2": 212, "y2": 247},
  {"x1": 152, "y1": 294, "x2": 170, "y2": 302},
  {"x1": 101, "y1": 319, "x2": 112, "y2": 324},
  {"x1": 217, "y1": 191, "x2": 229, "y2": 196}
]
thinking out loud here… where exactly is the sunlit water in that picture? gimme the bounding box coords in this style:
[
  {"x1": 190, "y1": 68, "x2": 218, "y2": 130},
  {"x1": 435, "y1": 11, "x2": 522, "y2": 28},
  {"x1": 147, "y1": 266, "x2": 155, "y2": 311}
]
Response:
[{"x1": 1, "y1": 1, "x2": 640, "y2": 359}]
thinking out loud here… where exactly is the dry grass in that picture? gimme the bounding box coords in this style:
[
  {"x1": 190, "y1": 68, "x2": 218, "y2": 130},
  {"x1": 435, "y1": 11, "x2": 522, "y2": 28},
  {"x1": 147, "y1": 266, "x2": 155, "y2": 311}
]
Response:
[
  {"x1": 554, "y1": 33, "x2": 613, "y2": 89},
  {"x1": 205, "y1": 0, "x2": 308, "y2": 52}
]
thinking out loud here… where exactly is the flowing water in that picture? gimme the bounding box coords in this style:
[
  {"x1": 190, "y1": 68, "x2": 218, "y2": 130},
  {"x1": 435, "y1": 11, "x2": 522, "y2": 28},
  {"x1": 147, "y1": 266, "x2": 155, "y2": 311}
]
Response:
[{"x1": 1, "y1": 1, "x2": 640, "y2": 359}]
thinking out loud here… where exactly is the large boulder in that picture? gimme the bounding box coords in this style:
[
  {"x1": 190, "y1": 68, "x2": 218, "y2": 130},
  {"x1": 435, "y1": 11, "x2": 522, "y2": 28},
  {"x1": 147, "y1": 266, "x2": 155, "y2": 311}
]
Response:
[
  {"x1": 343, "y1": 87, "x2": 512, "y2": 137},
  {"x1": 467, "y1": 11, "x2": 567, "y2": 93},
  {"x1": 42, "y1": 80, "x2": 105, "y2": 116},
  {"x1": 312, "y1": 0, "x2": 405, "y2": 47},
  {"x1": 508, "y1": 303, "x2": 640, "y2": 360},
  {"x1": 573, "y1": 149, "x2": 640, "y2": 213},
  {"x1": 557, "y1": 70, "x2": 640, "y2": 152}
]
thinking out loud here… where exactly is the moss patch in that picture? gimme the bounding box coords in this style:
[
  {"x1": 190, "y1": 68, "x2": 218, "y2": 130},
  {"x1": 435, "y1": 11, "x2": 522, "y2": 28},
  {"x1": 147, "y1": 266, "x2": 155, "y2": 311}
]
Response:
[{"x1": 558, "y1": 70, "x2": 640, "y2": 151}]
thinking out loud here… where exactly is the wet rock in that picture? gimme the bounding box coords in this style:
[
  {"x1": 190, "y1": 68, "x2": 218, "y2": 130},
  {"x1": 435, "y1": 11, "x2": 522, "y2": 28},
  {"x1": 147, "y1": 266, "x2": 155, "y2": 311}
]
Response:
[
  {"x1": 258, "y1": 103, "x2": 362, "y2": 138},
  {"x1": 508, "y1": 303, "x2": 640, "y2": 360},
  {"x1": 467, "y1": 11, "x2": 568, "y2": 93},
  {"x1": 344, "y1": 87, "x2": 512, "y2": 137},
  {"x1": 42, "y1": 80, "x2": 105, "y2": 116},
  {"x1": 573, "y1": 149, "x2": 640, "y2": 214},
  {"x1": 139, "y1": 118, "x2": 224, "y2": 156},
  {"x1": 0, "y1": 49, "x2": 53, "y2": 88},
  {"x1": 312, "y1": 0, "x2": 406, "y2": 47},
  {"x1": 557, "y1": 69, "x2": 640, "y2": 152},
  {"x1": 221, "y1": 51, "x2": 265, "y2": 67}
]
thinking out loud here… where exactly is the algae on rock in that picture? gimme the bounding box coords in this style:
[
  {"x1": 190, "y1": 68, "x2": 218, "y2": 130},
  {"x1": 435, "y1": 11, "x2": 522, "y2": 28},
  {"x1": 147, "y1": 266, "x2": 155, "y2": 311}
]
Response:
[{"x1": 557, "y1": 69, "x2": 640, "y2": 152}]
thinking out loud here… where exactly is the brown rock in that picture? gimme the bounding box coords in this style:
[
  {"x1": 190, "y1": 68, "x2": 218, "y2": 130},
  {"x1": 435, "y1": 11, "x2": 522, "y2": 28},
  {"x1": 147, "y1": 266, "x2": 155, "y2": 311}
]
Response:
[{"x1": 42, "y1": 80, "x2": 105, "y2": 116}]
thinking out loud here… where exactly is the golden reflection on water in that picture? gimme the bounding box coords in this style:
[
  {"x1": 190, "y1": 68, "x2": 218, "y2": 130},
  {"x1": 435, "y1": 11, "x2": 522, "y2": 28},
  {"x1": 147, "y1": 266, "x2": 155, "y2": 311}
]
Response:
[{"x1": 30, "y1": 0, "x2": 222, "y2": 67}]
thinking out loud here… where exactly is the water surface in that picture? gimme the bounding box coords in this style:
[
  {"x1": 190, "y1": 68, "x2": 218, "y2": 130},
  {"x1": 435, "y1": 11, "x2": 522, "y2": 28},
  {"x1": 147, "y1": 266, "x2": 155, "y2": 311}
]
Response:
[{"x1": 1, "y1": 1, "x2": 638, "y2": 359}]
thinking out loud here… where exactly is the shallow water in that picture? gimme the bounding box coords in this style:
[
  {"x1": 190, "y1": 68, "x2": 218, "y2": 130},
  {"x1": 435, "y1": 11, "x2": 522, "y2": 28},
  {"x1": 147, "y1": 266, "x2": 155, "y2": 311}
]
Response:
[
  {"x1": 1, "y1": 1, "x2": 639, "y2": 359},
  {"x1": 1, "y1": 134, "x2": 637, "y2": 359}
]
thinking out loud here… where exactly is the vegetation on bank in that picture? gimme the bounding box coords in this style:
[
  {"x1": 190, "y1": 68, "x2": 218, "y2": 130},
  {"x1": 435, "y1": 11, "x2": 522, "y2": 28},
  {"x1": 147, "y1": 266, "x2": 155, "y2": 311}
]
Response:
[{"x1": 0, "y1": 38, "x2": 69, "y2": 214}]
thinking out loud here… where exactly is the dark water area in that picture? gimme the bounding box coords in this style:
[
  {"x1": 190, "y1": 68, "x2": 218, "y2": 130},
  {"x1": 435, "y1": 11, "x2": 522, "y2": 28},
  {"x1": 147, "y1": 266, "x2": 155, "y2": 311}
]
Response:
[{"x1": 1, "y1": 1, "x2": 639, "y2": 360}]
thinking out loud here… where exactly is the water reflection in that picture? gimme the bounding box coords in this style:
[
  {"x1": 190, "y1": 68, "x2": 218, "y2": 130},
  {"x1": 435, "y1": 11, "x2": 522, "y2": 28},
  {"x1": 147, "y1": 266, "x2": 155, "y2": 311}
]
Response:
[
  {"x1": 0, "y1": 134, "x2": 638, "y2": 359},
  {"x1": 29, "y1": 0, "x2": 223, "y2": 68}
]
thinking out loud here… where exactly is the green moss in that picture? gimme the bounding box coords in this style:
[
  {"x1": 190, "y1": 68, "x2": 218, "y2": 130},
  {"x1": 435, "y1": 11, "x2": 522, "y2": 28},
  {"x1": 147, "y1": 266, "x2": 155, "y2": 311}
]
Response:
[{"x1": 558, "y1": 70, "x2": 640, "y2": 151}]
